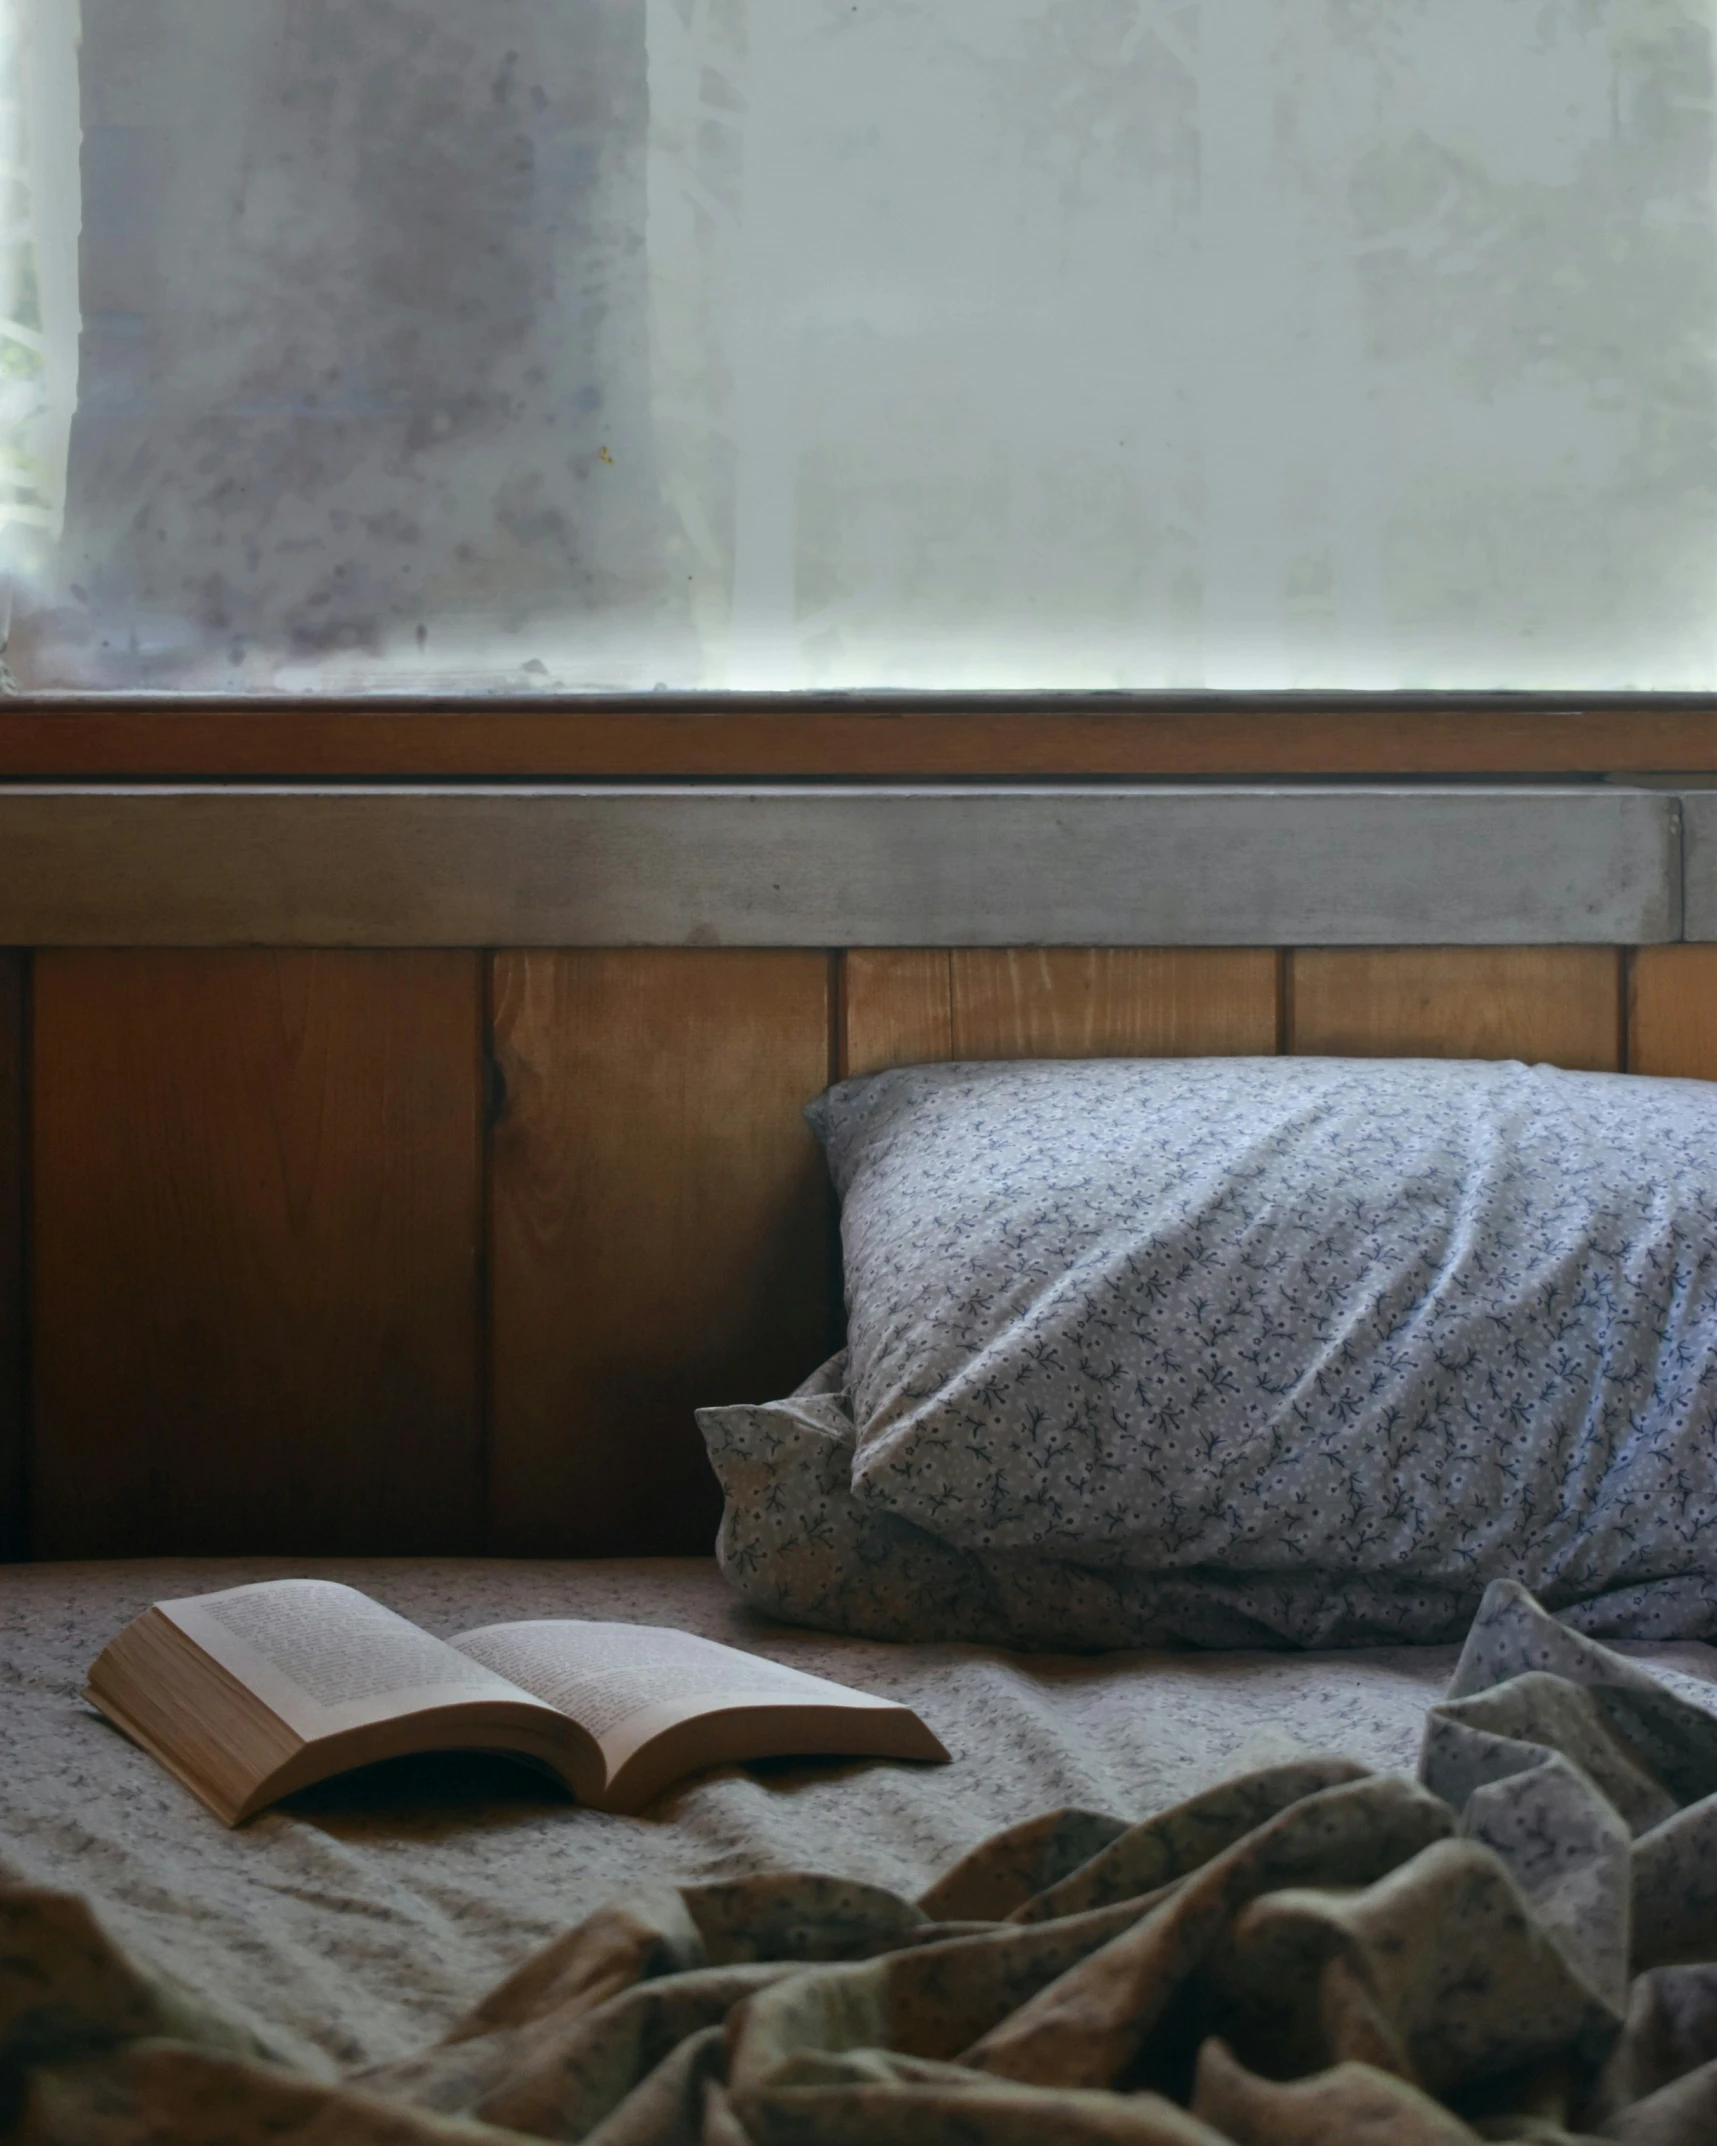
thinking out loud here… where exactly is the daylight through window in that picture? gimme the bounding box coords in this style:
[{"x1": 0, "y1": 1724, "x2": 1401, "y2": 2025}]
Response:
[{"x1": 14, "y1": 1, "x2": 1717, "y2": 695}]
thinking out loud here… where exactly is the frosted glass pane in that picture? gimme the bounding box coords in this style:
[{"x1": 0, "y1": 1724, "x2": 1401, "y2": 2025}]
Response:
[
  {"x1": 0, "y1": 0, "x2": 80, "y2": 615},
  {"x1": 15, "y1": 0, "x2": 1717, "y2": 692}
]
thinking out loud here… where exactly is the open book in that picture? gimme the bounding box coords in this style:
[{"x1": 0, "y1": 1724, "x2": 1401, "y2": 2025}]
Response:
[{"x1": 85, "y1": 1580, "x2": 950, "y2": 1825}]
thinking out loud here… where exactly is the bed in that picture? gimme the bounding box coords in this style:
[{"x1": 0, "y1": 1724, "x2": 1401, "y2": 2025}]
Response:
[
  {"x1": 7, "y1": 1552, "x2": 1691, "y2": 2077},
  {"x1": 10, "y1": 1558, "x2": 1717, "y2": 2144},
  {"x1": 8, "y1": 834, "x2": 1717, "y2": 2146},
  {"x1": 13, "y1": 1059, "x2": 1717, "y2": 2144}
]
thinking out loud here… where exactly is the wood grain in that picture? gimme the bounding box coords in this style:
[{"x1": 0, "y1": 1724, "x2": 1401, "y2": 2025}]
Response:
[
  {"x1": 31, "y1": 951, "x2": 483, "y2": 1556},
  {"x1": 3, "y1": 703, "x2": 1717, "y2": 776},
  {"x1": 489, "y1": 950, "x2": 836, "y2": 1556},
  {"x1": 1628, "y1": 947, "x2": 1717, "y2": 1079},
  {"x1": 1289, "y1": 948, "x2": 1622, "y2": 1069},
  {"x1": 0, "y1": 957, "x2": 23, "y2": 1559},
  {"x1": 840, "y1": 952, "x2": 954, "y2": 1077},
  {"x1": 841, "y1": 949, "x2": 1279, "y2": 1076},
  {"x1": 948, "y1": 950, "x2": 1280, "y2": 1059},
  {"x1": 0, "y1": 788, "x2": 1672, "y2": 949}
]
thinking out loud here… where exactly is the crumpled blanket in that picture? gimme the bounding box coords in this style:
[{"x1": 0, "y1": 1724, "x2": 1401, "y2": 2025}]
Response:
[{"x1": 10, "y1": 1581, "x2": 1717, "y2": 2144}]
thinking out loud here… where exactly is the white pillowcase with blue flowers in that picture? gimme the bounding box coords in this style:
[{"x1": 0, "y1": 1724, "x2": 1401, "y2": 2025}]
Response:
[{"x1": 699, "y1": 1056, "x2": 1717, "y2": 1648}]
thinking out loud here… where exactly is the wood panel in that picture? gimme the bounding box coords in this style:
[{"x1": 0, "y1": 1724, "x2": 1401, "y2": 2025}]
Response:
[
  {"x1": 31, "y1": 951, "x2": 483, "y2": 1556},
  {"x1": 1676, "y1": 790, "x2": 1717, "y2": 942},
  {"x1": 0, "y1": 956, "x2": 23, "y2": 1559},
  {"x1": 840, "y1": 952, "x2": 955, "y2": 1077},
  {"x1": 1628, "y1": 947, "x2": 1717, "y2": 1079},
  {"x1": 841, "y1": 949, "x2": 1280, "y2": 1076},
  {"x1": 949, "y1": 950, "x2": 1281, "y2": 1059},
  {"x1": 489, "y1": 950, "x2": 836, "y2": 1557},
  {"x1": 4, "y1": 702, "x2": 1717, "y2": 777},
  {"x1": 0, "y1": 788, "x2": 1673, "y2": 948},
  {"x1": 1289, "y1": 948, "x2": 1622, "y2": 1068}
]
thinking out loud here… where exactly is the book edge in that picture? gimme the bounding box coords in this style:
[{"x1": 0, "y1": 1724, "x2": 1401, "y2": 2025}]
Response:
[
  {"x1": 600, "y1": 1696, "x2": 950, "y2": 1814},
  {"x1": 83, "y1": 1679, "x2": 248, "y2": 1828}
]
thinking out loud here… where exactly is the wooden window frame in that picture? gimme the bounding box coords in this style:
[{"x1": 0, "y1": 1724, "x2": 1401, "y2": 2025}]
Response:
[{"x1": 4, "y1": 693, "x2": 1717, "y2": 781}]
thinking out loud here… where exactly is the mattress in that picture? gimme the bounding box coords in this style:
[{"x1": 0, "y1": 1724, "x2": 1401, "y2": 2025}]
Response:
[{"x1": 7, "y1": 1556, "x2": 1717, "y2": 2083}]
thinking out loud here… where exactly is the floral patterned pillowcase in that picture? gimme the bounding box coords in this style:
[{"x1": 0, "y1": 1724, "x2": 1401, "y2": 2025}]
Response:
[
  {"x1": 709, "y1": 1056, "x2": 1717, "y2": 1649},
  {"x1": 697, "y1": 1355, "x2": 1510, "y2": 1650}
]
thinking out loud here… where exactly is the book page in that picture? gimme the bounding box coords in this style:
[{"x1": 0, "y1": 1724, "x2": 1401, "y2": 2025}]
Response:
[
  {"x1": 450, "y1": 1621, "x2": 889, "y2": 1744},
  {"x1": 166, "y1": 1581, "x2": 539, "y2": 1736}
]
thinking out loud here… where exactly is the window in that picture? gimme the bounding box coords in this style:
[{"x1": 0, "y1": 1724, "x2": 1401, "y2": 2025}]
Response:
[
  {"x1": 15, "y1": 2, "x2": 1717, "y2": 697},
  {"x1": 2, "y1": 0, "x2": 78, "y2": 651}
]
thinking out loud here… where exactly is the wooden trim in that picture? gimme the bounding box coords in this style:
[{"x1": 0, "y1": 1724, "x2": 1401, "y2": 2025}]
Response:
[
  {"x1": 7, "y1": 700, "x2": 1717, "y2": 779},
  {"x1": 1681, "y1": 791, "x2": 1717, "y2": 939},
  {"x1": 0, "y1": 785, "x2": 1678, "y2": 947}
]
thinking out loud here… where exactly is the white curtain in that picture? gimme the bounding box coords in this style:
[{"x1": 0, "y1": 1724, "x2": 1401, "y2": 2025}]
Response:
[
  {"x1": 647, "y1": 0, "x2": 1717, "y2": 692},
  {"x1": 15, "y1": 0, "x2": 1717, "y2": 689},
  {"x1": 0, "y1": 0, "x2": 78, "y2": 616}
]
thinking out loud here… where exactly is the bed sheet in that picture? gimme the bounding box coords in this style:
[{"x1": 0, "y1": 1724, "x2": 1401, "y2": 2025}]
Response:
[{"x1": 6, "y1": 1557, "x2": 1716, "y2": 2082}]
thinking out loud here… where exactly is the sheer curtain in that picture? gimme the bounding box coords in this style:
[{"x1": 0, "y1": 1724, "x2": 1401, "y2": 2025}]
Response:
[
  {"x1": 16, "y1": 0, "x2": 1717, "y2": 693},
  {"x1": 648, "y1": 0, "x2": 1717, "y2": 692},
  {"x1": 1, "y1": 0, "x2": 79, "y2": 670}
]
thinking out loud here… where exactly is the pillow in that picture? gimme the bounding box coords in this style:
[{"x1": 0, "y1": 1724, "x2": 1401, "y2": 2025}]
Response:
[
  {"x1": 700, "y1": 1351, "x2": 1014, "y2": 1645},
  {"x1": 700, "y1": 1353, "x2": 1513, "y2": 1650},
  {"x1": 703, "y1": 1056, "x2": 1717, "y2": 1648}
]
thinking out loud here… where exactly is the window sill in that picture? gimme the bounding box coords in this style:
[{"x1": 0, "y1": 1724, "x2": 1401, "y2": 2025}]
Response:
[{"x1": 4, "y1": 696, "x2": 1717, "y2": 781}]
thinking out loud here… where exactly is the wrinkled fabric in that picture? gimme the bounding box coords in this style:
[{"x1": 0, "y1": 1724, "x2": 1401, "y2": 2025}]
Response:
[
  {"x1": 14, "y1": 1554, "x2": 1574, "y2": 2077},
  {"x1": 704, "y1": 1058, "x2": 1717, "y2": 1649},
  {"x1": 12, "y1": 1581, "x2": 1717, "y2": 2144}
]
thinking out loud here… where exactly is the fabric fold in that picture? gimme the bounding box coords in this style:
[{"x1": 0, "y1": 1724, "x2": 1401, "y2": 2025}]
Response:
[{"x1": 12, "y1": 1580, "x2": 1717, "y2": 2144}]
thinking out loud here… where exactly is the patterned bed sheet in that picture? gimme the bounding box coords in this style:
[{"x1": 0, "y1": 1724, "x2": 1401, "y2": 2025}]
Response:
[{"x1": 6, "y1": 1556, "x2": 1715, "y2": 2082}]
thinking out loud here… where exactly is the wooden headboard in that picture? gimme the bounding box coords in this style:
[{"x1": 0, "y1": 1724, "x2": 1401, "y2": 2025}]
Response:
[
  {"x1": 4, "y1": 938, "x2": 1712, "y2": 1564},
  {"x1": 5, "y1": 773, "x2": 1716, "y2": 1562}
]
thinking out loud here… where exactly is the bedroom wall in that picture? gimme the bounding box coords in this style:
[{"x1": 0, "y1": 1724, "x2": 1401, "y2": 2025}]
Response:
[{"x1": 4, "y1": 940, "x2": 1714, "y2": 1563}]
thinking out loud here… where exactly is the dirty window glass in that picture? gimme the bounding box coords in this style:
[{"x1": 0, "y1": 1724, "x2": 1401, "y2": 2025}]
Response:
[{"x1": 13, "y1": 1, "x2": 1717, "y2": 694}]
